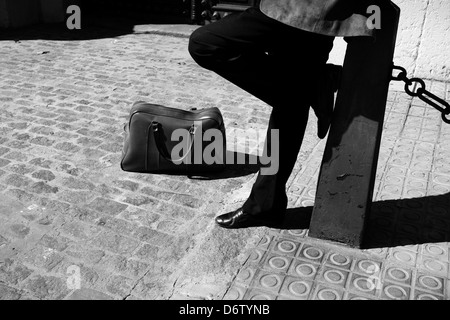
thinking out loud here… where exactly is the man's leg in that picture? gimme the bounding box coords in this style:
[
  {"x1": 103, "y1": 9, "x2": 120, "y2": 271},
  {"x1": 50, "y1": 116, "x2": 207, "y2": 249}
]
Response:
[
  {"x1": 188, "y1": 7, "x2": 334, "y2": 109},
  {"x1": 242, "y1": 103, "x2": 310, "y2": 218},
  {"x1": 188, "y1": 7, "x2": 334, "y2": 225}
]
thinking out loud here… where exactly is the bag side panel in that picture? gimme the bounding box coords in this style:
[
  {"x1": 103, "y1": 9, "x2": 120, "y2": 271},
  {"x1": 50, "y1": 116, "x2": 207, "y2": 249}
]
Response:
[{"x1": 121, "y1": 113, "x2": 152, "y2": 172}]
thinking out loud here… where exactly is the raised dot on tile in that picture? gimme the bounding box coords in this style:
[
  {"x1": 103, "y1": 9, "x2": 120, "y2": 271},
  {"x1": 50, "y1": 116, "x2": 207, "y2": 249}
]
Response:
[
  {"x1": 416, "y1": 293, "x2": 439, "y2": 300},
  {"x1": 353, "y1": 277, "x2": 375, "y2": 292},
  {"x1": 373, "y1": 217, "x2": 392, "y2": 228},
  {"x1": 418, "y1": 275, "x2": 442, "y2": 291},
  {"x1": 383, "y1": 185, "x2": 401, "y2": 194},
  {"x1": 410, "y1": 170, "x2": 426, "y2": 179},
  {"x1": 268, "y1": 256, "x2": 289, "y2": 270},
  {"x1": 365, "y1": 248, "x2": 387, "y2": 256},
  {"x1": 329, "y1": 253, "x2": 351, "y2": 266},
  {"x1": 317, "y1": 288, "x2": 340, "y2": 300},
  {"x1": 434, "y1": 175, "x2": 450, "y2": 185},
  {"x1": 387, "y1": 268, "x2": 409, "y2": 282},
  {"x1": 431, "y1": 184, "x2": 450, "y2": 194},
  {"x1": 277, "y1": 240, "x2": 296, "y2": 253},
  {"x1": 401, "y1": 211, "x2": 421, "y2": 221},
  {"x1": 387, "y1": 166, "x2": 406, "y2": 175},
  {"x1": 375, "y1": 203, "x2": 397, "y2": 214},
  {"x1": 424, "y1": 244, "x2": 446, "y2": 256},
  {"x1": 236, "y1": 268, "x2": 253, "y2": 282},
  {"x1": 260, "y1": 274, "x2": 280, "y2": 289},
  {"x1": 384, "y1": 285, "x2": 408, "y2": 300},
  {"x1": 288, "y1": 281, "x2": 310, "y2": 297},
  {"x1": 287, "y1": 229, "x2": 307, "y2": 237},
  {"x1": 324, "y1": 270, "x2": 345, "y2": 284},
  {"x1": 423, "y1": 259, "x2": 446, "y2": 273},
  {"x1": 349, "y1": 296, "x2": 370, "y2": 300},
  {"x1": 295, "y1": 263, "x2": 316, "y2": 277},
  {"x1": 429, "y1": 204, "x2": 448, "y2": 216},
  {"x1": 406, "y1": 179, "x2": 426, "y2": 188},
  {"x1": 307, "y1": 188, "x2": 316, "y2": 198},
  {"x1": 303, "y1": 247, "x2": 324, "y2": 260},
  {"x1": 358, "y1": 260, "x2": 380, "y2": 274},
  {"x1": 405, "y1": 189, "x2": 426, "y2": 198},
  {"x1": 423, "y1": 229, "x2": 447, "y2": 242},
  {"x1": 392, "y1": 250, "x2": 415, "y2": 264},
  {"x1": 259, "y1": 235, "x2": 271, "y2": 246},
  {"x1": 248, "y1": 250, "x2": 263, "y2": 263},
  {"x1": 250, "y1": 293, "x2": 271, "y2": 300},
  {"x1": 385, "y1": 175, "x2": 404, "y2": 184},
  {"x1": 301, "y1": 199, "x2": 314, "y2": 207},
  {"x1": 225, "y1": 287, "x2": 243, "y2": 300}
]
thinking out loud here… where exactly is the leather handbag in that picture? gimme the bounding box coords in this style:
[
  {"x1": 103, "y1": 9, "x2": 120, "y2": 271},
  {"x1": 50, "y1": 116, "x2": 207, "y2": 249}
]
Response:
[{"x1": 121, "y1": 101, "x2": 226, "y2": 174}]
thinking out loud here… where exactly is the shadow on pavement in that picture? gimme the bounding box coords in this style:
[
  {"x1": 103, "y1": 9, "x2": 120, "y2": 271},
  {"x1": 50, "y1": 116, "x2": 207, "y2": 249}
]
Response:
[
  {"x1": 256, "y1": 193, "x2": 450, "y2": 249},
  {"x1": 362, "y1": 192, "x2": 450, "y2": 249},
  {"x1": 0, "y1": 5, "x2": 192, "y2": 41},
  {"x1": 280, "y1": 207, "x2": 313, "y2": 229},
  {"x1": 171, "y1": 151, "x2": 261, "y2": 180}
]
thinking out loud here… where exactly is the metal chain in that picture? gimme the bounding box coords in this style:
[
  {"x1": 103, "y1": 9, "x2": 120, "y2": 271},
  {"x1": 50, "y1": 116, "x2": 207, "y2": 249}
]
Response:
[{"x1": 391, "y1": 64, "x2": 450, "y2": 124}]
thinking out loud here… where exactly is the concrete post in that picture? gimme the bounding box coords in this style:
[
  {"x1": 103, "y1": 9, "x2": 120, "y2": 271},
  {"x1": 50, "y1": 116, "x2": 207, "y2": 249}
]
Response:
[{"x1": 309, "y1": 0, "x2": 401, "y2": 248}]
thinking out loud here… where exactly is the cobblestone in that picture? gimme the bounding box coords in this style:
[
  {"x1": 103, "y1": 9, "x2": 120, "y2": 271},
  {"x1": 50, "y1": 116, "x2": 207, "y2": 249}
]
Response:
[
  {"x1": 21, "y1": 245, "x2": 64, "y2": 272},
  {"x1": 64, "y1": 243, "x2": 105, "y2": 265},
  {"x1": 0, "y1": 284, "x2": 22, "y2": 300},
  {"x1": 89, "y1": 230, "x2": 140, "y2": 255},
  {"x1": 66, "y1": 288, "x2": 113, "y2": 300},
  {"x1": 88, "y1": 197, "x2": 128, "y2": 216},
  {"x1": 134, "y1": 244, "x2": 159, "y2": 261},
  {"x1": 104, "y1": 274, "x2": 134, "y2": 298},
  {"x1": 9, "y1": 224, "x2": 31, "y2": 239},
  {"x1": 0, "y1": 259, "x2": 33, "y2": 286},
  {"x1": 31, "y1": 170, "x2": 56, "y2": 181},
  {"x1": 29, "y1": 181, "x2": 59, "y2": 194},
  {"x1": 38, "y1": 234, "x2": 71, "y2": 252},
  {"x1": 23, "y1": 275, "x2": 70, "y2": 300},
  {"x1": 101, "y1": 254, "x2": 150, "y2": 279}
]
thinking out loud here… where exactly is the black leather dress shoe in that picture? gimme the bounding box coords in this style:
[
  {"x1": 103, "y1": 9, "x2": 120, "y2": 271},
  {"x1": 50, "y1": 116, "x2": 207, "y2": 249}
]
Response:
[{"x1": 215, "y1": 208, "x2": 283, "y2": 229}]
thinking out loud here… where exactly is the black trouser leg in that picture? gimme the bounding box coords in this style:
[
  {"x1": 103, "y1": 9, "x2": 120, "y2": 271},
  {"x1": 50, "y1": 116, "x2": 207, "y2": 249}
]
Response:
[
  {"x1": 242, "y1": 105, "x2": 309, "y2": 216},
  {"x1": 188, "y1": 7, "x2": 334, "y2": 216}
]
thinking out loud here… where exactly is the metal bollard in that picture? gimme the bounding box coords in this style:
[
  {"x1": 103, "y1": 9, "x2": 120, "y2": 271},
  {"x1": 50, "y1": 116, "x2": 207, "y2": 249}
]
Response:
[{"x1": 309, "y1": 0, "x2": 401, "y2": 248}]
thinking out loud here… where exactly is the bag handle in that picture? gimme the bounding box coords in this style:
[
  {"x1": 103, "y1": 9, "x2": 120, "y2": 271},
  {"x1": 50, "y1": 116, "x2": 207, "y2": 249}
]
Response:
[{"x1": 151, "y1": 121, "x2": 197, "y2": 163}]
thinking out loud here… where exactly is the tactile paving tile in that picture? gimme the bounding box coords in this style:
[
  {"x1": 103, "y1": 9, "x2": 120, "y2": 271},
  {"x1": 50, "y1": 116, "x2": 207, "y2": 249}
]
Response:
[
  {"x1": 225, "y1": 84, "x2": 450, "y2": 300},
  {"x1": 279, "y1": 277, "x2": 314, "y2": 299},
  {"x1": 311, "y1": 284, "x2": 345, "y2": 300},
  {"x1": 383, "y1": 265, "x2": 413, "y2": 286},
  {"x1": 243, "y1": 288, "x2": 278, "y2": 300},
  {"x1": 280, "y1": 229, "x2": 308, "y2": 240},
  {"x1": 415, "y1": 273, "x2": 446, "y2": 297},
  {"x1": 287, "y1": 259, "x2": 319, "y2": 280},
  {"x1": 226, "y1": 233, "x2": 450, "y2": 300},
  {"x1": 223, "y1": 284, "x2": 246, "y2": 300}
]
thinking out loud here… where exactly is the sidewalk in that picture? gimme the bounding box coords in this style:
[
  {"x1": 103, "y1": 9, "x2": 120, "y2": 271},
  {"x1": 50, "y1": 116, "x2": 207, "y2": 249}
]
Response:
[{"x1": 0, "y1": 21, "x2": 449, "y2": 300}]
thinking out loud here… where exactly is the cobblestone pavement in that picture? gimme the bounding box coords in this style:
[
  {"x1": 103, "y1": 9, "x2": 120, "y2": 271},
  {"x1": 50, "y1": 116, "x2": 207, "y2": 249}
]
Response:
[
  {"x1": 0, "y1": 22, "x2": 449, "y2": 300},
  {"x1": 0, "y1": 23, "x2": 274, "y2": 300}
]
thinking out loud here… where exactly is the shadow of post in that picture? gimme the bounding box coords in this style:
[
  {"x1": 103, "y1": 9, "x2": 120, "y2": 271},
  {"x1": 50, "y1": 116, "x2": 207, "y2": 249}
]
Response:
[
  {"x1": 362, "y1": 192, "x2": 450, "y2": 249},
  {"x1": 261, "y1": 193, "x2": 450, "y2": 250}
]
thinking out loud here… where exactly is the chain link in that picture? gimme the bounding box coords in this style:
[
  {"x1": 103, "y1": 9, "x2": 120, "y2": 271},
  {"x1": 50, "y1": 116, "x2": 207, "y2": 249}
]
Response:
[{"x1": 391, "y1": 64, "x2": 450, "y2": 124}]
